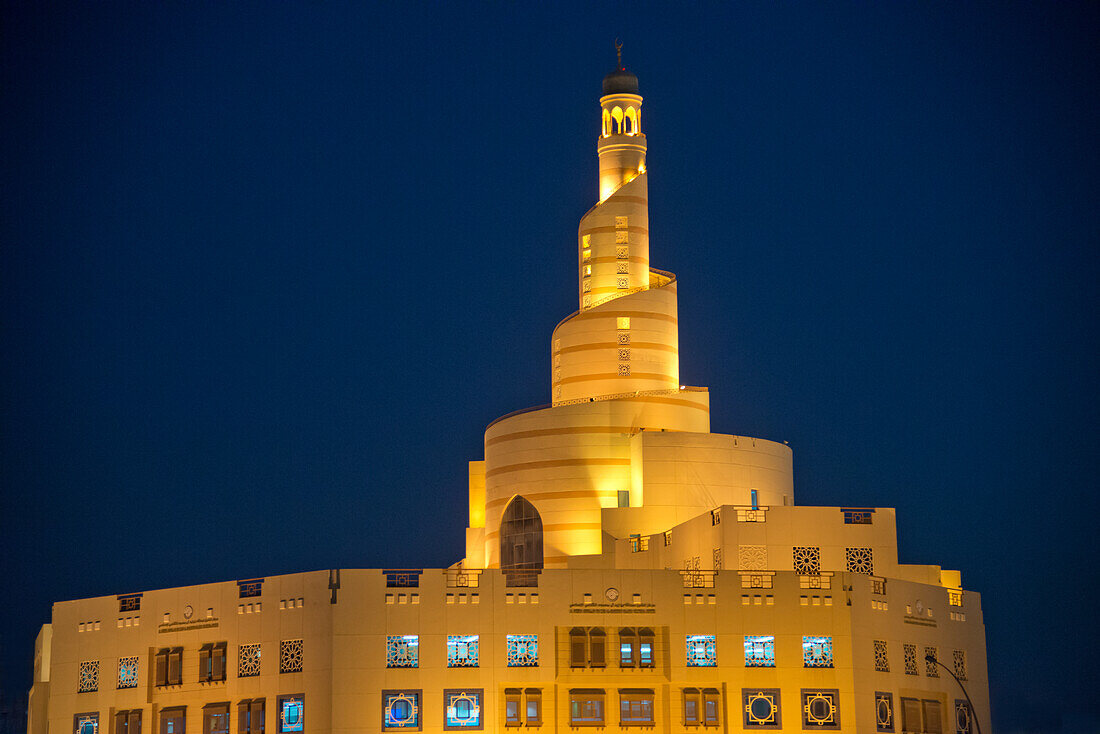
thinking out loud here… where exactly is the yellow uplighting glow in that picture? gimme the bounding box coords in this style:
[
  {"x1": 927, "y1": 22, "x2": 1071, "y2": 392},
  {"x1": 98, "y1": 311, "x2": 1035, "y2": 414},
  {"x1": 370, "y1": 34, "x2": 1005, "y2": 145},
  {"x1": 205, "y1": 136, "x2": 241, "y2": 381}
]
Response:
[{"x1": 617, "y1": 317, "x2": 631, "y2": 330}]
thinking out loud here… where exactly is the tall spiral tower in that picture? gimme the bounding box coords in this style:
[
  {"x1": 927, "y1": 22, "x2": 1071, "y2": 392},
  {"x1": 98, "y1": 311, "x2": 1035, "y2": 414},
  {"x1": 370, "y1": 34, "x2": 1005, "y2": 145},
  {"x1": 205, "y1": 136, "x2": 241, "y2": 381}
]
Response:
[{"x1": 463, "y1": 52, "x2": 794, "y2": 572}]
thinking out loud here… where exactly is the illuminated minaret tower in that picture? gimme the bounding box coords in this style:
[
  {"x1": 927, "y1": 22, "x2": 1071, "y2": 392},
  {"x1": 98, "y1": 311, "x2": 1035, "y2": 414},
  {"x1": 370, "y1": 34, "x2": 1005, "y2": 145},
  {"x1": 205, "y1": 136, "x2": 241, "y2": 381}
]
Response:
[{"x1": 464, "y1": 50, "x2": 793, "y2": 572}]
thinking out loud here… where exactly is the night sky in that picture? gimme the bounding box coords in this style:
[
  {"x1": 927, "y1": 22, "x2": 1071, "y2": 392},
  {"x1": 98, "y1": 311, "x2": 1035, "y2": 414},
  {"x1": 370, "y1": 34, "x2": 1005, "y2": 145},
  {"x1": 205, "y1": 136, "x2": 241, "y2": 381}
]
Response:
[{"x1": 2, "y1": 2, "x2": 1097, "y2": 732}]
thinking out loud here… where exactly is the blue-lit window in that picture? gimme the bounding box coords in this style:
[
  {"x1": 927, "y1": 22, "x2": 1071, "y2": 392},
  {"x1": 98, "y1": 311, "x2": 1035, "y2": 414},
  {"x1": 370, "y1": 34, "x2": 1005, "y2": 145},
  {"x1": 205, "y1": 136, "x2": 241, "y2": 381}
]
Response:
[
  {"x1": 686, "y1": 635, "x2": 717, "y2": 667},
  {"x1": 75, "y1": 715, "x2": 98, "y2": 734},
  {"x1": 444, "y1": 690, "x2": 482, "y2": 730},
  {"x1": 506, "y1": 635, "x2": 538, "y2": 667},
  {"x1": 382, "y1": 691, "x2": 421, "y2": 730},
  {"x1": 386, "y1": 635, "x2": 418, "y2": 668},
  {"x1": 751, "y1": 489, "x2": 759, "y2": 510},
  {"x1": 447, "y1": 635, "x2": 479, "y2": 667},
  {"x1": 744, "y1": 635, "x2": 775, "y2": 667},
  {"x1": 803, "y1": 636, "x2": 833, "y2": 668},
  {"x1": 278, "y1": 696, "x2": 303, "y2": 733}
]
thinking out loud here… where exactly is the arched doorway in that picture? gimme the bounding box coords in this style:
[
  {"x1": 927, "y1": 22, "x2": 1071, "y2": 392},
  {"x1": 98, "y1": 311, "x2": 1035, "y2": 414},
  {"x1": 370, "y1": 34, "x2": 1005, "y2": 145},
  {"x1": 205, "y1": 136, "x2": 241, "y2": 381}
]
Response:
[{"x1": 500, "y1": 496, "x2": 543, "y2": 571}]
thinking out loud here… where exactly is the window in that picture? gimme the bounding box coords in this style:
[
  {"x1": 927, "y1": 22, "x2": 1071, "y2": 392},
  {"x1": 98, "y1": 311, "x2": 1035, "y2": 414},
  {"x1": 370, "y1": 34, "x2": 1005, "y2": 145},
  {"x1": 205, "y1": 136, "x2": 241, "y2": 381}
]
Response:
[
  {"x1": 569, "y1": 689, "x2": 605, "y2": 727},
  {"x1": 383, "y1": 570, "x2": 422, "y2": 587},
  {"x1": 615, "y1": 216, "x2": 628, "y2": 228},
  {"x1": 629, "y1": 534, "x2": 648, "y2": 552},
  {"x1": 444, "y1": 690, "x2": 483, "y2": 730},
  {"x1": 904, "y1": 644, "x2": 919, "y2": 675},
  {"x1": 925, "y1": 646, "x2": 940, "y2": 677},
  {"x1": 618, "y1": 628, "x2": 654, "y2": 668},
  {"x1": 617, "y1": 490, "x2": 630, "y2": 508},
  {"x1": 744, "y1": 635, "x2": 775, "y2": 667},
  {"x1": 504, "y1": 689, "x2": 541, "y2": 727},
  {"x1": 117, "y1": 656, "x2": 139, "y2": 689},
  {"x1": 617, "y1": 317, "x2": 630, "y2": 330},
  {"x1": 500, "y1": 496, "x2": 543, "y2": 572},
  {"x1": 237, "y1": 700, "x2": 264, "y2": 734},
  {"x1": 953, "y1": 649, "x2": 967, "y2": 680},
  {"x1": 686, "y1": 635, "x2": 716, "y2": 667},
  {"x1": 871, "y1": 577, "x2": 887, "y2": 595},
  {"x1": 923, "y1": 700, "x2": 943, "y2": 734},
  {"x1": 619, "y1": 690, "x2": 654, "y2": 726},
  {"x1": 801, "y1": 690, "x2": 840, "y2": 729},
  {"x1": 616, "y1": 230, "x2": 629, "y2": 243},
  {"x1": 277, "y1": 697, "x2": 303, "y2": 734},
  {"x1": 202, "y1": 705, "x2": 229, "y2": 734},
  {"x1": 583, "y1": 264, "x2": 592, "y2": 276},
  {"x1": 570, "y1": 627, "x2": 606, "y2": 668},
  {"x1": 118, "y1": 594, "x2": 141, "y2": 612},
  {"x1": 78, "y1": 660, "x2": 99, "y2": 692},
  {"x1": 506, "y1": 635, "x2": 538, "y2": 667},
  {"x1": 239, "y1": 644, "x2": 261, "y2": 677},
  {"x1": 115, "y1": 711, "x2": 142, "y2": 734},
  {"x1": 663, "y1": 530, "x2": 672, "y2": 546},
  {"x1": 948, "y1": 589, "x2": 963, "y2": 607},
  {"x1": 683, "y1": 689, "x2": 720, "y2": 726},
  {"x1": 874, "y1": 640, "x2": 889, "y2": 672},
  {"x1": 279, "y1": 640, "x2": 303, "y2": 673},
  {"x1": 582, "y1": 249, "x2": 591, "y2": 262},
  {"x1": 382, "y1": 691, "x2": 421, "y2": 730},
  {"x1": 742, "y1": 689, "x2": 781, "y2": 729},
  {"x1": 874, "y1": 692, "x2": 894, "y2": 733},
  {"x1": 802, "y1": 636, "x2": 833, "y2": 668},
  {"x1": 199, "y1": 642, "x2": 227, "y2": 682},
  {"x1": 238, "y1": 579, "x2": 263, "y2": 598},
  {"x1": 387, "y1": 636, "x2": 419, "y2": 668},
  {"x1": 155, "y1": 647, "x2": 182, "y2": 686},
  {"x1": 447, "y1": 635, "x2": 479, "y2": 667},
  {"x1": 792, "y1": 546, "x2": 820, "y2": 575},
  {"x1": 75, "y1": 714, "x2": 98, "y2": 734},
  {"x1": 954, "y1": 700, "x2": 973, "y2": 734},
  {"x1": 842, "y1": 507, "x2": 874, "y2": 524},
  {"x1": 160, "y1": 708, "x2": 185, "y2": 734},
  {"x1": 711, "y1": 508, "x2": 721, "y2": 525},
  {"x1": 845, "y1": 547, "x2": 874, "y2": 574}
]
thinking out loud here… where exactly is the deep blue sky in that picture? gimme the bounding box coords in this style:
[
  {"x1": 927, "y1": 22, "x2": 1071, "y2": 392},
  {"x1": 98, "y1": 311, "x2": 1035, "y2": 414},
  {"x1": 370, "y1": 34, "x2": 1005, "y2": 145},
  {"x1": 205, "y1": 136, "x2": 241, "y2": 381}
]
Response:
[{"x1": 2, "y1": 2, "x2": 1097, "y2": 731}]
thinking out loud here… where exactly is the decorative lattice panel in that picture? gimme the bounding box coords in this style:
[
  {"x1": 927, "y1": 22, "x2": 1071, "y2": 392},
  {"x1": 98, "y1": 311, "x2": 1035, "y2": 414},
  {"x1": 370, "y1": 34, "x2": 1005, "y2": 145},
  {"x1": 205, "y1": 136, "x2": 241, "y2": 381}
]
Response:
[
  {"x1": 686, "y1": 635, "x2": 717, "y2": 667},
  {"x1": 904, "y1": 644, "x2": 918, "y2": 675},
  {"x1": 618, "y1": 348, "x2": 631, "y2": 361},
  {"x1": 744, "y1": 636, "x2": 775, "y2": 667},
  {"x1": 953, "y1": 650, "x2": 967, "y2": 681},
  {"x1": 793, "y1": 546, "x2": 820, "y2": 575},
  {"x1": 845, "y1": 547, "x2": 874, "y2": 574},
  {"x1": 925, "y1": 647, "x2": 939, "y2": 677},
  {"x1": 615, "y1": 216, "x2": 628, "y2": 228},
  {"x1": 506, "y1": 635, "x2": 538, "y2": 667},
  {"x1": 618, "y1": 364, "x2": 630, "y2": 375},
  {"x1": 386, "y1": 636, "x2": 418, "y2": 668},
  {"x1": 117, "y1": 656, "x2": 138, "y2": 689},
  {"x1": 616, "y1": 262, "x2": 629, "y2": 273},
  {"x1": 447, "y1": 636, "x2": 479, "y2": 667},
  {"x1": 78, "y1": 660, "x2": 99, "y2": 693},
  {"x1": 617, "y1": 277, "x2": 629, "y2": 289},
  {"x1": 739, "y1": 545, "x2": 768, "y2": 570},
  {"x1": 802, "y1": 637, "x2": 833, "y2": 668},
  {"x1": 616, "y1": 247, "x2": 628, "y2": 259},
  {"x1": 617, "y1": 332, "x2": 630, "y2": 345},
  {"x1": 713, "y1": 548, "x2": 722, "y2": 570},
  {"x1": 279, "y1": 639, "x2": 303, "y2": 673},
  {"x1": 616, "y1": 230, "x2": 629, "y2": 243},
  {"x1": 873, "y1": 640, "x2": 889, "y2": 672},
  {"x1": 239, "y1": 643, "x2": 261, "y2": 677},
  {"x1": 801, "y1": 689, "x2": 839, "y2": 728}
]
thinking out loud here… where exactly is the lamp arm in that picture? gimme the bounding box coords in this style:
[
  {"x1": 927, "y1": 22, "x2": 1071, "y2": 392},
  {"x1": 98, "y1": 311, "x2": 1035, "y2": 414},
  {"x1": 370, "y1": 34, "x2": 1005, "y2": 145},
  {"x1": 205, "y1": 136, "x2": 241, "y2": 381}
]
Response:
[{"x1": 931, "y1": 657, "x2": 982, "y2": 734}]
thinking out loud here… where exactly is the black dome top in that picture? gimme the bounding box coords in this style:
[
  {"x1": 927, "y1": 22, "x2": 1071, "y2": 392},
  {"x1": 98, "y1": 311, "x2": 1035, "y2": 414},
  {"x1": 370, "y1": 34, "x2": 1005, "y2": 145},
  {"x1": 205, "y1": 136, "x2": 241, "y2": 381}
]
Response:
[{"x1": 602, "y1": 69, "x2": 639, "y2": 96}]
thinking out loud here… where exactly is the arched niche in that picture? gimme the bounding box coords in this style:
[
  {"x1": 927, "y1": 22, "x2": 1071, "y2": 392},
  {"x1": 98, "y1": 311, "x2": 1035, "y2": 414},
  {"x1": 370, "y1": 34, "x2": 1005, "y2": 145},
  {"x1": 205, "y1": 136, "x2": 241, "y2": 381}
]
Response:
[{"x1": 499, "y1": 495, "x2": 544, "y2": 570}]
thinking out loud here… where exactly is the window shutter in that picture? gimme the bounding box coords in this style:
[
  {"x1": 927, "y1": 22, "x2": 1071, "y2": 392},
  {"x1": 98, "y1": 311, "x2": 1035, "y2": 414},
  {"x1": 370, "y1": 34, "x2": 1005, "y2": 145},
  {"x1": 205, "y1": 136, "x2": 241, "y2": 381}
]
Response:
[
  {"x1": 639, "y1": 628, "x2": 655, "y2": 667},
  {"x1": 155, "y1": 650, "x2": 168, "y2": 687},
  {"x1": 199, "y1": 645, "x2": 211, "y2": 682},
  {"x1": 589, "y1": 629, "x2": 606, "y2": 667},
  {"x1": 923, "y1": 700, "x2": 943, "y2": 734},
  {"x1": 570, "y1": 629, "x2": 587, "y2": 667},
  {"x1": 128, "y1": 711, "x2": 141, "y2": 734},
  {"x1": 901, "y1": 698, "x2": 921, "y2": 732},
  {"x1": 237, "y1": 703, "x2": 249, "y2": 734},
  {"x1": 703, "y1": 689, "x2": 720, "y2": 723},
  {"x1": 212, "y1": 644, "x2": 226, "y2": 681},
  {"x1": 116, "y1": 711, "x2": 128, "y2": 734},
  {"x1": 168, "y1": 648, "x2": 182, "y2": 685},
  {"x1": 250, "y1": 700, "x2": 265, "y2": 734}
]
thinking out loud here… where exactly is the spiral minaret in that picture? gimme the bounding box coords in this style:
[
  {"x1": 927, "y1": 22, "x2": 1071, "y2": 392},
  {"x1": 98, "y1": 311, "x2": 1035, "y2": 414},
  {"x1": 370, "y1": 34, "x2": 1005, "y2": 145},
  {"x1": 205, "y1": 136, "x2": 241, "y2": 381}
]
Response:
[{"x1": 464, "y1": 56, "x2": 794, "y2": 572}]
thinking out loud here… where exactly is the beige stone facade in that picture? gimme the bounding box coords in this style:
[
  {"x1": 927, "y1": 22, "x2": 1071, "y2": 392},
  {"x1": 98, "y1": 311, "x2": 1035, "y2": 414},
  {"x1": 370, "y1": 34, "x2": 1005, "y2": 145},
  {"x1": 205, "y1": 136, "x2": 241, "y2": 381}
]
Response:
[{"x1": 28, "y1": 62, "x2": 990, "y2": 734}]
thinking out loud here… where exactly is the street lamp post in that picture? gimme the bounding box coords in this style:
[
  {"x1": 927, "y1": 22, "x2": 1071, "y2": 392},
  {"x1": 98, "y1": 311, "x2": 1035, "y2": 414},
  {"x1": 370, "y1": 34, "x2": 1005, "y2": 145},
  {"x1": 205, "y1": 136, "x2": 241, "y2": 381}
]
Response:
[{"x1": 925, "y1": 653, "x2": 982, "y2": 734}]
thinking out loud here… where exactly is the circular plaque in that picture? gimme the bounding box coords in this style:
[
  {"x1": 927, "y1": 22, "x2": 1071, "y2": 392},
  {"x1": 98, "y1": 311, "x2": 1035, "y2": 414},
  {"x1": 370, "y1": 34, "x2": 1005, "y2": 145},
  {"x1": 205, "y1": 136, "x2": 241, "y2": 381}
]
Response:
[
  {"x1": 605, "y1": 587, "x2": 620, "y2": 601},
  {"x1": 183, "y1": 604, "x2": 194, "y2": 620}
]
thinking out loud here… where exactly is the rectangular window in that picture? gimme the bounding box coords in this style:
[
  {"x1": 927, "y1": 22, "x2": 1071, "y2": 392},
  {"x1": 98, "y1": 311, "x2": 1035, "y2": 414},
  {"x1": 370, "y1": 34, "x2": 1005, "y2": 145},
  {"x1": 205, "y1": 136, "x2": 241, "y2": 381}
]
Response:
[
  {"x1": 619, "y1": 629, "x2": 635, "y2": 666},
  {"x1": 842, "y1": 507, "x2": 874, "y2": 524},
  {"x1": 505, "y1": 689, "x2": 521, "y2": 727},
  {"x1": 703, "y1": 689, "x2": 720, "y2": 725},
  {"x1": 589, "y1": 629, "x2": 606, "y2": 667},
  {"x1": 619, "y1": 690, "x2": 654, "y2": 726},
  {"x1": 506, "y1": 635, "x2": 538, "y2": 667},
  {"x1": 744, "y1": 635, "x2": 775, "y2": 667},
  {"x1": 616, "y1": 316, "x2": 630, "y2": 330},
  {"x1": 953, "y1": 649, "x2": 967, "y2": 681},
  {"x1": 160, "y1": 708, "x2": 185, "y2": 734},
  {"x1": 583, "y1": 264, "x2": 592, "y2": 276},
  {"x1": 117, "y1": 656, "x2": 139, "y2": 689},
  {"x1": 664, "y1": 530, "x2": 672, "y2": 546},
  {"x1": 686, "y1": 635, "x2": 716, "y2": 667},
  {"x1": 382, "y1": 691, "x2": 420, "y2": 731},
  {"x1": 447, "y1": 635, "x2": 479, "y2": 667},
  {"x1": 802, "y1": 636, "x2": 833, "y2": 668},
  {"x1": 237, "y1": 579, "x2": 263, "y2": 598},
  {"x1": 750, "y1": 489, "x2": 759, "y2": 509},
  {"x1": 582, "y1": 249, "x2": 591, "y2": 262},
  {"x1": 617, "y1": 490, "x2": 630, "y2": 508},
  {"x1": 569, "y1": 689, "x2": 605, "y2": 727},
  {"x1": 118, "y1": 594, "x2": 141, "y2": 612},
  {"x1": 199, "y1": 642, "x2": 227, "y2": 682},
  {"x1": 711, "y1": 508, "x2": 721, "y2": 525},
  {"x1": 615, "y1": 216, "x2": 628, "y2": 228},
  {"x1": 904, "y1": 643, "x2": 919, "y2": 675},
  {"x1": 901, "y1": 698, "x2": 921, "y2": 732},
  {"x1": 525, "y1": 690, "x2": 541, "y2": 724},
  {"x1": 684, "y1": 689, "x2": 700, "y2": 725},
  {"x1": 155, "y1": 648, "x2": 182, "y2": 687},
  {"x1": 948, "y1": 589, "x2": 963, "y2": 606},
  {"x1": 277, "y1": 696, "x2": 303, "y2": 734},
  {"x1": 386, "y1": 635, "x2": 419, "y2": 668},
  {"x1": 116, "y1": 711, "x2": 142, "y2": 734},
  {"x1": 922, "y1": 699, "x2": 943, "y2": 734},
  {"x1": 443, "y1": 689, "x2": 483, "y2": 730},
  {"x1": 202, "y1": 705, "x2": 229, "y2": 734},
  {"x1": 75, "y1": 714, "x2": 99, "y2": 734},
  {"x1": 874, "y1": 640, "x2": 889, "y2": 672},
  {"x1": 237, "y1": 700, "x2": 264, "y2": 734},
  {"x1": 638, "y1": 629, "x2": 654, "y2": 667}
]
